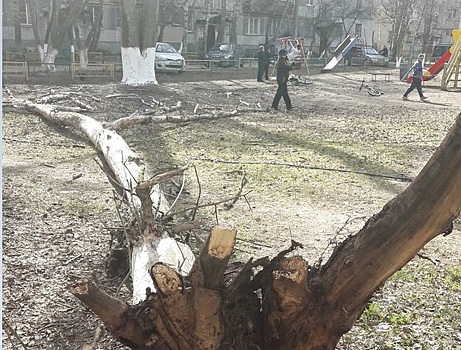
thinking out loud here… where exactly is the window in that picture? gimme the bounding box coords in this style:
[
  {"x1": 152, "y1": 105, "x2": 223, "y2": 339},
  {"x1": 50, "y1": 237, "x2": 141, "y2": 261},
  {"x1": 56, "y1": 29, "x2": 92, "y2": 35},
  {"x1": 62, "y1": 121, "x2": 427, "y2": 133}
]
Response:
[
  {"x1": 355, "y1": 23, "x2": 362, "y2": 38},
  {"x1": 115, "y1": 8, "x2": 121, "y2": 27},
  {"x1": 268, "y1": 19, "x2": 281, "y2": 36},
  {"x1": 247, "y1": 17, "x2": 261, "y2": 35},
  {"x1": 447, "y1": 8, "x2": 457, "y2": 20},
  {"x1": 106, "y1": 7, "x2": 121, "y2": 30},
  {"x1": 307, "y1": 0, "x2": 314, "y2": 5},
  {"x1": 19, "y1": 0, "x2": 31, "y2": 25}
]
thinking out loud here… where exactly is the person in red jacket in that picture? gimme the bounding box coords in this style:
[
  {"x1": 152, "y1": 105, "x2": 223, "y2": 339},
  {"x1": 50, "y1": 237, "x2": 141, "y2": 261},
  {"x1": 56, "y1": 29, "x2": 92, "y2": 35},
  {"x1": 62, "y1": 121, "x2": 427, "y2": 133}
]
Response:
[{"x1": 271, "y1": 49, "x2": 293, "y2": 110}]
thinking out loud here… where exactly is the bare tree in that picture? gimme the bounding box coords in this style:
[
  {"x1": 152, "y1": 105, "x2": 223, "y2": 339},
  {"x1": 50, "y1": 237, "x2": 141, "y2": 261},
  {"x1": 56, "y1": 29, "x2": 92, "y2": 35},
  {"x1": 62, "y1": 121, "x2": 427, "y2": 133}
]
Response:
[
  {"x1": 25, "y1": 0, "x2": 87, "y2": 71},
  {"x1": 412, "y1": 0, "x2": 441, "y2": 54},
  {"x1": 216, "y1": 0, "x2": 227, "y2": 43},
  {"x1": 314, "y1": 0, "x2": 341, "y2": 54},
  {"x1": 72, "y1": 0, "x2": 104, "y2": 71},
  {"x1": 157, "y1": 0, "x2": 186, "y2": 42},
  {"x1": 376, "y1": 0, "x2": 414, "y2": 58},
  {"x1": 120, "y1": 0, "x2": 160, "y2": 85},
  {"x1": 336, "y1": 0, "x2": 371, "y2": 40}
]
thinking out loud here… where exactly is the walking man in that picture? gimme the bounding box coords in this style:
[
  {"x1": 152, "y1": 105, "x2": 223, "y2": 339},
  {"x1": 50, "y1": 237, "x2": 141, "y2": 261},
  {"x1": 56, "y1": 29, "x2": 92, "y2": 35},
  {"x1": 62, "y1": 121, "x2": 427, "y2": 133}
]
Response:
[
  {"x1": 263, "y1": 45, "x2": 271, "y2": 80},
  {"x1": 403, "y1": 54, "x2": 428, "y2": 101},
  {"x1": 257, "y1": 45, "x2": 265, "y2": 82},
  {"x1": 271, "y1": 49, "x2": 292, "y2": 111}
]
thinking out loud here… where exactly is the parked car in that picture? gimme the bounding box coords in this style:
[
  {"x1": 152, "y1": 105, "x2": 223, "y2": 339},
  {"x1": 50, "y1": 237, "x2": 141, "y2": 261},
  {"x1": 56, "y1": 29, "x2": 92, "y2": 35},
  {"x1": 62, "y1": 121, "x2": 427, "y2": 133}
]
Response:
[
  {"x1": 363, "y1": 46, "x2": 390, "y2": 67},
  {"x1": 204, "y1": 43, "x2": 244, "y2": 67},
  {"x1": 155, "y1": 42, "x2": 185, "y2": 74},
  {"x1": 432, "y1": 43, "x2": 452, "y2": 61}
]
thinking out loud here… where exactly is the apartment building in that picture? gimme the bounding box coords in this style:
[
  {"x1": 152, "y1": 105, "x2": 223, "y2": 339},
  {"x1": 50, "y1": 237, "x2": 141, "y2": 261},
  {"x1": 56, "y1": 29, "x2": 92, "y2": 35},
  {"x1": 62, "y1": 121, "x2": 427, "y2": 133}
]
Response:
[{"x1": 2, "y1": 0, "x2": 376, "y2": 59}]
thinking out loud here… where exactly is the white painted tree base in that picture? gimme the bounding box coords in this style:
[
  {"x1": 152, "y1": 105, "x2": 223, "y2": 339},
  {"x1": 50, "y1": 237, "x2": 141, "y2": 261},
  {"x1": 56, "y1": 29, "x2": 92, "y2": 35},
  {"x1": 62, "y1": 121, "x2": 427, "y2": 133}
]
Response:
[{"x1": 121, "y1": 47, "x2": 158, "y2": 86}]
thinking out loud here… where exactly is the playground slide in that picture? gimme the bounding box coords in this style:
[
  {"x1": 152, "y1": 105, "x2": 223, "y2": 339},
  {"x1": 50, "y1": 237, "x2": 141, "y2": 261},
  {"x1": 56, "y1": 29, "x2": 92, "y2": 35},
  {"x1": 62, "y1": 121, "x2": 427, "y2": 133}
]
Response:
[
  {"x1": 406, "y1": 30, "x2": 460, "y2": 83},
  {"x1": 406, "y1": 50, "x2": 452, "y2": 83},
  {"x1": 321, "y1": 36, "x2": 357, "y2": 72}
]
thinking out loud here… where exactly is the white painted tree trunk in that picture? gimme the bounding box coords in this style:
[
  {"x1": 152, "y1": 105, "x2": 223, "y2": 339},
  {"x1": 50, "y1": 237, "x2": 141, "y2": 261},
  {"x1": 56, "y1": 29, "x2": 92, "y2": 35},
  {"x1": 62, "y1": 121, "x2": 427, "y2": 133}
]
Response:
[
  {"x1": 121, "y1": 47, "x2": 158, "y2": 86},
  {"x1": 37, "y1": 45, "x2": 45, "y2": 63},
  {"x1": 43, "y1": 47, "x2": 59, "y2": 72},
  {"x1": 78, "y1": 47, "x2": 89, "y2": 71}
]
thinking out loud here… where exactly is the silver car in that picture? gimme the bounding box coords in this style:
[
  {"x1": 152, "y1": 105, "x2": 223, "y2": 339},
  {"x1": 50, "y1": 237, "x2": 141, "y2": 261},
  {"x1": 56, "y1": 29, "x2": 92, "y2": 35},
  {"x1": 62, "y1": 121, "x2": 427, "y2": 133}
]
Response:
[
  {"x1": 363, "y1": 46, "x2": 390, "y2": 67},
  {"x1": 155, "y1": 42, "x2": 185, "y2": 74}
]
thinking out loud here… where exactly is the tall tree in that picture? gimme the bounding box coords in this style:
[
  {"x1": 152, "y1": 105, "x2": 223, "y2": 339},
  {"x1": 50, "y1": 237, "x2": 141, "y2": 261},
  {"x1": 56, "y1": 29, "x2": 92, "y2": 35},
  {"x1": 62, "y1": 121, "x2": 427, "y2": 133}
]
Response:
[
  {"x1": 120, "y1": 0, "x2": 160, "y2": 85},
  {"x1": 314, "y1": 0, "x2": 341, "y2": 54},
  {"x1": 72, "y1": 0, "x2": 104, "y2": 71},
  {"x1": 216, "y1": 0, "x2": 227, "y2": 43},
  {"x1": 376, "y1": 0, "x2": 414, "y2": 58},
  {"x1": 337, "y1": 0, "x2": 370, "y2": 40},
  {"x1": 413, "y1": 0, "x2": 441, "y2": 54},
  {"x1": 157, "y1": 0, "x2": 185, "y2": 42},
  {"x1": 25, "y1": 0, "x2": 88, "y2": 71}
]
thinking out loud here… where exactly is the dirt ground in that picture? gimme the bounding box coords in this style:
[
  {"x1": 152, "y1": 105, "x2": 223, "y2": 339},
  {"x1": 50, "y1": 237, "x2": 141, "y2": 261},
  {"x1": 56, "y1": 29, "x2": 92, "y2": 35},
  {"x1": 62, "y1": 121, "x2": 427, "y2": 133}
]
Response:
[{"x1": 2, "y1": 66, "x2": 461, "y2": 349}]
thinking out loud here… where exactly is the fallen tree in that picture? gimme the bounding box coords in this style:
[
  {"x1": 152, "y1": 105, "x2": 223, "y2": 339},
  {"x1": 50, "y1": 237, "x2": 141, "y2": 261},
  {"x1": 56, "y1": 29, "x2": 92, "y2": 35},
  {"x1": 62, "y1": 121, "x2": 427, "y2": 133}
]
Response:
[{"x1": 21, "y1": 99, "x2": 461, "y2": 349}]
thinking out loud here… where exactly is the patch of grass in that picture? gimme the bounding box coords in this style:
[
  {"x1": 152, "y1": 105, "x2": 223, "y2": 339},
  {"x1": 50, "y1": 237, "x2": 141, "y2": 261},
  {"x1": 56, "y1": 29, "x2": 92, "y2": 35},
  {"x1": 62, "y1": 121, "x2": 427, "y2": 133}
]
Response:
[
  {"x1": 389, "y1": 311, "x2": 414, "y2": 328},
  {"x1": 445, "y1": 266, "x2": 461, "y2": 291},
  {"x1": 361, "y1": 301, "x2": 384, "y2": 327},
  {"x1": 391, "y1": 266, "x2": 417, "y2": 282}
]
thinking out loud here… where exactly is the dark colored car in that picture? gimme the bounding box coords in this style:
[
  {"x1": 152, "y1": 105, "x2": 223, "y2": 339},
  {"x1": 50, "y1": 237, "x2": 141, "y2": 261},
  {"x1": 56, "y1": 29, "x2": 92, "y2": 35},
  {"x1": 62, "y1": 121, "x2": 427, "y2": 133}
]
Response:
[
  {"x1": 346, "y1": 46, "x2": 389, "y2": 67},
  {"x1": 432, "y1": 43, "x2": 452, "y2": 61},
  {"x1": 204, "y1": 43, "x2": 244, "y2": 67}
]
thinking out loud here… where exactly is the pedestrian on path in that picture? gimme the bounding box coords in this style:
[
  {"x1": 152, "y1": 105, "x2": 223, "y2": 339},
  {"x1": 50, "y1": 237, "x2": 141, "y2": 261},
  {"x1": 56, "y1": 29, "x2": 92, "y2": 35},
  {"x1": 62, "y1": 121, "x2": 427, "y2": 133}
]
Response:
[
  {"x1": 271, "y1": 49, "x2": 292, "y2": 111},
  {"x1": 403, "y1": 54, "x2": 428, "y2": 101},
  {"x1": 263, "y1": 45, "x2": 271, "y2": 80},
  {"x1": 257, "y1": 45, "x2": 266, "y2": 82}
]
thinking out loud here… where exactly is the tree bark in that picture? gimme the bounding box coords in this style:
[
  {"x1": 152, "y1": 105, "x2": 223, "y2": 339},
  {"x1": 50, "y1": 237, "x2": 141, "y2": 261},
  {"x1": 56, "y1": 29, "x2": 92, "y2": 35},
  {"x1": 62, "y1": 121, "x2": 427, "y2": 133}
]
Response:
[{"x1": 21, "y1": 100, "x2": 195, "y2": 304}]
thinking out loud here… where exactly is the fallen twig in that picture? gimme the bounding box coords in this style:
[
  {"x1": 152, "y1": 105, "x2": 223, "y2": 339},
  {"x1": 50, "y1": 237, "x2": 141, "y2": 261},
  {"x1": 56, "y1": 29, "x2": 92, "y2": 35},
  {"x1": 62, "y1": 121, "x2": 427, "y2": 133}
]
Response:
[
  {"x1": 224, "y1": 168, "x2": 248, "y2": 209},
  {"x1": 3, "y1": 317, "x2": 28, "y2": 349},
  {"x1": 192, "y1": 157, "x2": 413, "y2": 182}
]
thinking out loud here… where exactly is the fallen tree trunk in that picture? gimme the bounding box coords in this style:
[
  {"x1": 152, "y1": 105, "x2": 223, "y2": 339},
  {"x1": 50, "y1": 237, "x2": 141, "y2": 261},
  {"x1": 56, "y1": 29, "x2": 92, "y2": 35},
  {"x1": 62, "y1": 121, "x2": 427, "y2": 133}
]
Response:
[
  {"x1": 22, "y1": 100, "x2": 195, "y2": 303},
  {"x1": 21, "y1": 98, "x2": 461, "y2": 349}
]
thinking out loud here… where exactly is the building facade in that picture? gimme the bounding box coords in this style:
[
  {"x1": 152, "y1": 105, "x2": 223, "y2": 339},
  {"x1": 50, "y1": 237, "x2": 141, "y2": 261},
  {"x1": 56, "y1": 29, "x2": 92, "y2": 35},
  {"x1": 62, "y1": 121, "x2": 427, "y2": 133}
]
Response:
[{"x1": 7, "y1": 0, "x2": 452, "y2": 61}]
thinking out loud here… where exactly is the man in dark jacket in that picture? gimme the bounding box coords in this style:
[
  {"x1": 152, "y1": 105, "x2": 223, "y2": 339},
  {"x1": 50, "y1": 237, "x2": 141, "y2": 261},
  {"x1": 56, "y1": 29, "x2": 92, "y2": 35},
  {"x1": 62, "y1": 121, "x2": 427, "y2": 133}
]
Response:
[
  {"x1": 271, "y1": 49, "x2": 292, "y2": 110},
  {"x1": 403, "y1": 54, "x2": 428, "y2": 101},
  {"x1": 257, "y1": 45, "x2": 265, "y2": 82},
  {"x1": 263, "y1": 45, "x2": 271, "y2": 80}
]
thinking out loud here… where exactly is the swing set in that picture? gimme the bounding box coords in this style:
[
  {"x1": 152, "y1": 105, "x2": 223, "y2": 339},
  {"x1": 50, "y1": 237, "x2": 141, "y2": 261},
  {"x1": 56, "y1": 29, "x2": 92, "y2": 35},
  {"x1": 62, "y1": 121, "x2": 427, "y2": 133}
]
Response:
[{"x1": 270, "y1": 37, "x2": 312, "y2": 84}]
